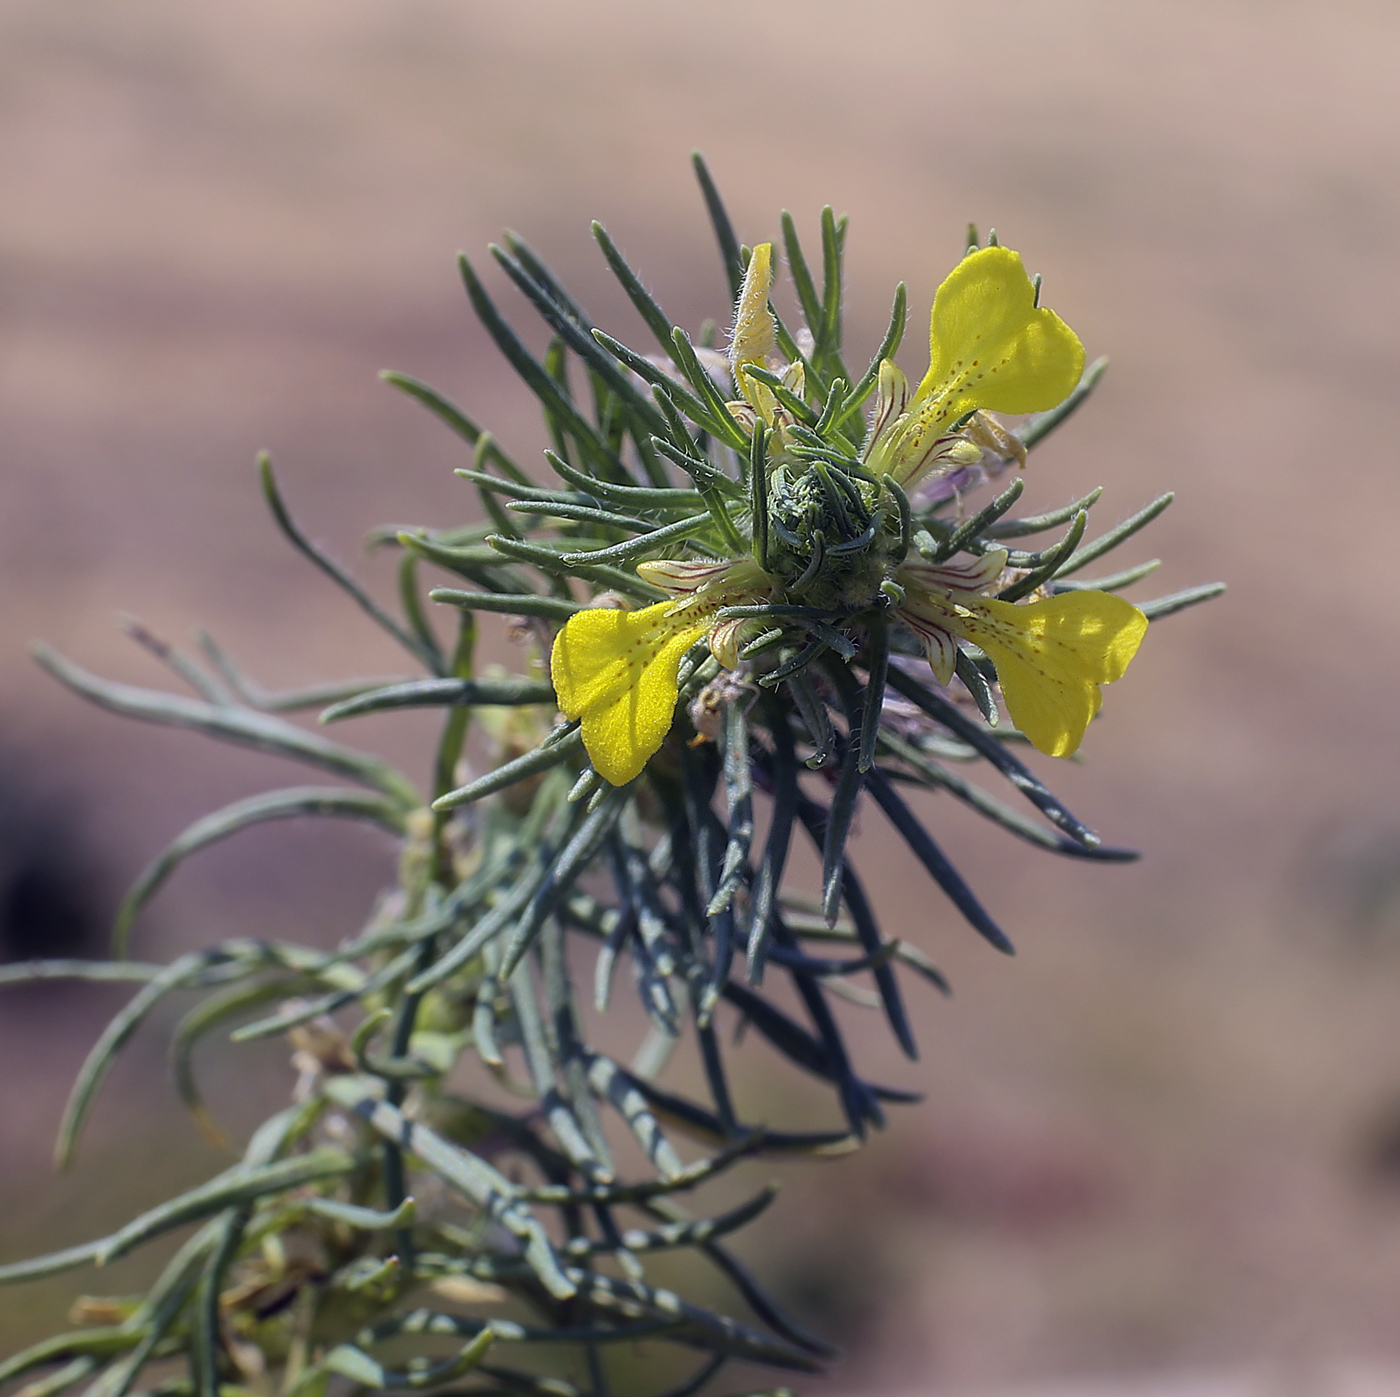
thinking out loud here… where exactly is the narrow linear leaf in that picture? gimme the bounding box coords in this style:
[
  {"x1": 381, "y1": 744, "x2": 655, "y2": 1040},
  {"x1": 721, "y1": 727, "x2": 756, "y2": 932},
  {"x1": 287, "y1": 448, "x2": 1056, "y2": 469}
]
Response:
[
  {"x1": 1057, "y1": 492, "x2": 1174, "y2": 577},
  {"x1": 0, "y1": 1333, "x2": 140, "y2": 1387},
  {"x1": 560, "y1": 513, "x2": 712, "y2": 565},
  {"x1": 491, "y1": 242, "x2": 673, "y2": 444},
  {"x1": 429, "y1": 588, "x2": 579, "y2": 621},
  {"x1": 96, "y1": 1149, "x2": 355, "y2": 1266},
  {"x1": 780, "y1": 210, "x2": 823, "y2": 339},
  {"x1": 306, "y1": 1194, "x2": 418, "y2": 1230},
  {"x1": 0, "y1": 1242, "x2": 107, "y2": 1289},
  {"x1": 198, "y1": 631, "x2": 415, "y2": 713},
  {"x1": 1017, "y1": 355, "x2": 1108, "y2": 451},
  {"x1": 592, "y1": 222, "x2": 679, "y2": 353},
  {"x1": 886, "y1": 664, "x2": 1101, "y2": 846},
  {"x1": 584, "y1": 1054, "x2": 685, "y2": 1180},
  {"x1": 545, "y1": 446, "x2": 706, "y2": 509},
  {"x1": 458, "y1": 255, "x2": 633, "y2": 485},
  {"x1": 433, "y1": 726, "x2": 583, "y2": 810},
  {"x1": 31, "y1": 645, "x2": 420, "y2": 810},
  {"x1": 499, "y1": 786, "x2": 629, "y2": 978},
  {"x1": 452, "y1": 467, "x2": 583, "y2": 507},
  {"x1": 865, "y1": 767, "x2": 1014, "y2": 954},
  {"x1": 923, "y1": 477, "x2": 1025, "y2": 561},
  {"x1": 380, "y1": 371, "x2": 533, "y2": 484},
  {"x1": 321, "y1": 1075, "x2": 575, "y2": 1298},
  {"x1": 994, "y1": 509, "x2": 1088, "y2": 602},
  {"x1": 821, "y1": 734, "x2": 865, "y2": 925},
  {"x1": 834, "y1": 282, "x2": 908, "y2": 432},
  {"x1": 1050, "y1": 558, "x2": 1162, "y2": 593},
  {"x1": 1140, "y1": 581, "x2": 1227, "y2": 620},
  {"x1": 507, "y1": 499, "x2": 655, "y2": 529},
  {"x1": 192, "y1": 1206, "x2": 249, "y2": 1397},
  {"x1": 56, "y1": 950, "x2": 233, "y2": 1167},
  {"x1": 878, "y1": 729, "x2": 1138, "y2": 861},
  {"x1": 114, "y1": 788, "x2": 407, "y2": 957},
  {"x1": 321, "y1": 676, "x2": 556, "y2": 724},
  {"x1": 784, "y1": 784, "x2": 917, "y2": 1061},
  {"x1": 692, "y1": 151, "x2": 743, "y2": 298},
  {"x1": 2, "y1": 1149, "x2": 354, "y2": 1284},
  {"x1": 486, "y1": 534, "x2": 667, "y2": 600},
  {"x1": 984, "y1": 486, "x2": 1103, "y2": 540},
  {"x1": 0, "y1": 959, "x2": 163, "y2": 988},
  {"x1": 258, "y1": 454, "x2": 442, "y2": 672}
]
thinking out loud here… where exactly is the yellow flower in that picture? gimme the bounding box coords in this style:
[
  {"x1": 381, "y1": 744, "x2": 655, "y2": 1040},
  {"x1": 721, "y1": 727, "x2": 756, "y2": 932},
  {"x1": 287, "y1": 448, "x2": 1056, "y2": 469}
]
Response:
[
  {"x1": 729, "y1": 242, "x2": 778, "y2": 399},
  {"x1": 865, "y1": 245, "x2": 1085, "y2": 489},
  {"x1": 550, "y1": 559, "x2": 770, "y2": 785},
  {"x1": 896, "y1": 551, "x2": 1147, "y2": 757},
  {"x1": 549, "y1": 240, "x2": 1120, "y2": 783},
  {"x1": 725, "y1": 241, "x2": 807, "y2": 438}
]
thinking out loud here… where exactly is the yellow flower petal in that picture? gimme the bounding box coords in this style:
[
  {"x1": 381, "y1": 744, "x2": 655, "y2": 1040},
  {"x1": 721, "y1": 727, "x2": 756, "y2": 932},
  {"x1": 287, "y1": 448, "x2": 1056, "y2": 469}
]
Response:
[
  {"x1": 952, "y1": 590, "x2": 1147, "y2": 757},
  {"x1": 914, "y1": 245, "x2": 1085, "y2": 429},
  {"x1": 730, "y1": 242, "x2": 778, "y2": 415},
  {"x1": 550, "y1": 603, "x2": 709, "y2": 785}
]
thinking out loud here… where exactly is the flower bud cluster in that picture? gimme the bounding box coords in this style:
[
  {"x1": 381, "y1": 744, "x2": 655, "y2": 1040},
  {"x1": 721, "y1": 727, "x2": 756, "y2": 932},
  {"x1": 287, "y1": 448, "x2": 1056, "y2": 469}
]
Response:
[{"x1": 766, "y1": 465, "x2": 904, "y2": 614}]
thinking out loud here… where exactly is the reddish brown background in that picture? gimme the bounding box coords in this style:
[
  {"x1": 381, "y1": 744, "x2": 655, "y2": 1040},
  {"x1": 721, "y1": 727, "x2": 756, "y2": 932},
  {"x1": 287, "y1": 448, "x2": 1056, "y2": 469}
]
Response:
[{"x1": 3, "y1": 0, "x2": 1400, "y2": 1390}]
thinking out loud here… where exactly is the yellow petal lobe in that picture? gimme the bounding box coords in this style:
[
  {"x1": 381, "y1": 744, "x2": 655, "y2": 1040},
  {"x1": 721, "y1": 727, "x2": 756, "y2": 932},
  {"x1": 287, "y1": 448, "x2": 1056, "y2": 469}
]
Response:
[
  {"x1": 550, "y1": 603, "x2": 708, "y2": 785},
  {"x1": 915, "y1": 245, "x2": 1085, "y2": 428},
  {"x1": 957, "y1": 590, "x2": 1147, "y2": 757}
]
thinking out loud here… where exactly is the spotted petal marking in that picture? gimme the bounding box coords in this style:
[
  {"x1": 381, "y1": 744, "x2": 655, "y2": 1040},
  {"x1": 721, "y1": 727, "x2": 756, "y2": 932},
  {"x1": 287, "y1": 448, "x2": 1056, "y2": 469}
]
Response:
[
  {"x1": 949, "y1": 590, "x2": 1147, "y2": 757},
  {"x1": 914, "y1": 245, "x2": 1085, "y2": 431}
]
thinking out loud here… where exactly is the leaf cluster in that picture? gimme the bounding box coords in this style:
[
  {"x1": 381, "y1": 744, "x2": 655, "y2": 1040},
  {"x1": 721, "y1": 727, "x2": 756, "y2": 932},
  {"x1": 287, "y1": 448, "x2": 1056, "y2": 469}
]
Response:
[{"x1": 3, "y1": 157, "x2": 1220, "y2": 1397}]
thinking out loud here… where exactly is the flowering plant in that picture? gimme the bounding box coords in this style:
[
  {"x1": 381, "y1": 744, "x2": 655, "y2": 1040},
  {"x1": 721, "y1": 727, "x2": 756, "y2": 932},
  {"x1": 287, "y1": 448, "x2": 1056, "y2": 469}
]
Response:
[{"x1": 0, "y1": 157, "x2": 1219, "y2": 1396}]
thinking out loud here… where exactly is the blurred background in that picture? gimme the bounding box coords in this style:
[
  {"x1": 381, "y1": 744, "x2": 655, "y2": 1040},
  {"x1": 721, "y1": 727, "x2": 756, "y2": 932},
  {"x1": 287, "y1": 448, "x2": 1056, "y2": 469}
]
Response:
[{"x1": 3, "y1": 0, "x2": 1400, "y2": 1390}]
